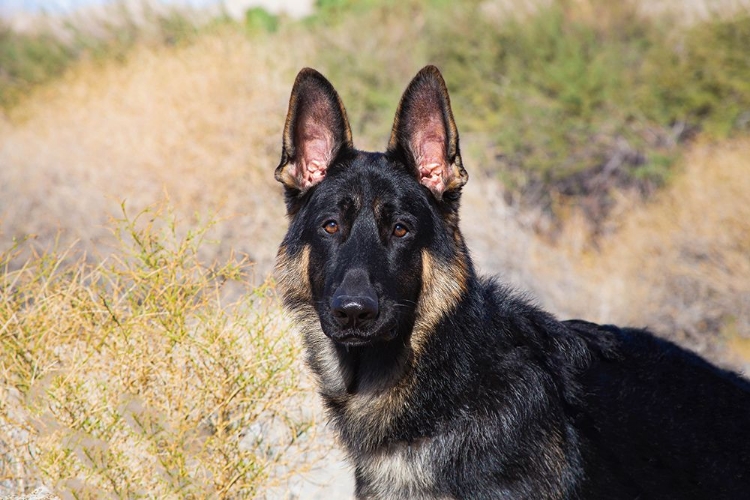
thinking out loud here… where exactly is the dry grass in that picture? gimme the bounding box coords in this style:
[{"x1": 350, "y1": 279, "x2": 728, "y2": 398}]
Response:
[
  {"x1": 0, "y1": 205, "x2": 322, "y2": 497},
  {"x1": 0, "y1": 27, "x2": 314, "y2": 274},
  {"x1": 564, "y1": 139, "x2": 750, "y2": 364},
  {"x1": 0, "y1": 22, "x2": 350, "y2": 498}
]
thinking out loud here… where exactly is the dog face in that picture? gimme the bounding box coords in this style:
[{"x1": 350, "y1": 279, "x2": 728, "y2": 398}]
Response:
[
  {"x1": 295, "y1": 153, "x2": 434, "y2": 346},
  {"x1": 275, "y1": 66, "x2": 469, "y2": 351}
]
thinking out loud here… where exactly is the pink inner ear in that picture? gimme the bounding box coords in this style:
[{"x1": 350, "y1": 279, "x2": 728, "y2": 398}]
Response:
[
  {"x1": 414, "y1": 128, "x2": 448, "y2": 195},
  {"x1": 296, "y1": 120, "x2": 335, "y2": 190},
  {"x1": 419, "y1": 160, "x2": 446, "y2": 193}
]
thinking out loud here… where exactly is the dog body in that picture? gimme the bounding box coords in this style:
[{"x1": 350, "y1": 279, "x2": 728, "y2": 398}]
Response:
[{"x1": 274, "y1": 66, "x2": 750, "y2": 499}]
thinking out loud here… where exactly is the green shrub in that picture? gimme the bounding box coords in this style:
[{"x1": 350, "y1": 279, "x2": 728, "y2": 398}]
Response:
[
  {"x1": 430, "y1": 3, "x2": 748, "y2": 209},
  {"x1": 0, "y1": 24, "x2": 75, "y2": 109},
  {"x1": 639, "y1": 15, "x2": 750, "y2": 137},
  {"x1": 245, "y1": 7, "x2": 279, "y2": 34}
]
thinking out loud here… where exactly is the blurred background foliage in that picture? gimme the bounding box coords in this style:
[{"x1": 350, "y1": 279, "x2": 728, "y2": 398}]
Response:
[{"x1": 2, "y1": 0, "x2": 749, "y2": 222}]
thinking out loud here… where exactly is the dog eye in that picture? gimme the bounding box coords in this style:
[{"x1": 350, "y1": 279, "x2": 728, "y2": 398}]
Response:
[
  {"x1": 323, "y1": 220, "x2": 339, "y2": 234},
  {"x1": 392, "y1": 223, "x2": 408, "y2": 238}
]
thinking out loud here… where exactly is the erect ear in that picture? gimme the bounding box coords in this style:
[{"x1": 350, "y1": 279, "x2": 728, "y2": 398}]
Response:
[
  {"x1": 275, "y1": 68, "x2": 353, "y2": 193},
  {"x1": 388, "y1": 65, "x2": 468, "y2": 201}
]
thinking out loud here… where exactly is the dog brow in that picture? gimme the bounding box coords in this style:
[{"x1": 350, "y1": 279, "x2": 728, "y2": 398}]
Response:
[
  {"x1": 374, "y1": 199, "x2": 396, "y2": 221},
  {"x1": 371, "y1": 197, "x2": 382, "y2": 218},
  {"x1": 337, "y1": 195, "x2": 358, "y2": 212}
]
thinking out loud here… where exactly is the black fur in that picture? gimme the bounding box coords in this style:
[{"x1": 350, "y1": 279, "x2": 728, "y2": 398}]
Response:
[{"x1": 274, "y1": 66, "x2": 750, "y2": 499}]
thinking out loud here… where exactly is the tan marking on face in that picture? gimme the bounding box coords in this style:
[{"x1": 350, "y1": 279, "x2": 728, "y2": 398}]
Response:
[
  {"x1": 275, "y1": 244, "x2": 312, "y2": 304},
  {"x1": 412, "y1": 249, "x2": 468, "y2": 353},
  {"x1": 276, "y1": 244, "x2": 467, "y2": 452}
]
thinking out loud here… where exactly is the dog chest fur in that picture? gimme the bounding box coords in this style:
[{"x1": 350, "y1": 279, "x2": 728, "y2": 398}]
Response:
[{"x1": 356, "y1": 439, "x2": 445, "y2": 499}]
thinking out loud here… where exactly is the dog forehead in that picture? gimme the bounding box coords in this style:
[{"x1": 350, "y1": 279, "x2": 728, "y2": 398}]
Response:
[
  {"x1": 318, "y1": 152, "x2": 423, "y2": 210},
  {"x1": 343, "y1": 153, "x2": 422, "y2": 200}
]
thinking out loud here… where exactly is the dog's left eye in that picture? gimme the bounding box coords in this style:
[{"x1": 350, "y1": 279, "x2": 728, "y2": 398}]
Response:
[
  {"x1": 323, "y1": 220, "x2": 339, "y2": 234},
  {"x1": 393, "y1": 223, "x2": 408, "y2": 238}
]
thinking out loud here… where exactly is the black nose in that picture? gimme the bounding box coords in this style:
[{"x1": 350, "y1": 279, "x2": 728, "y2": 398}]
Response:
[
  {"x1": 331, "y1": 295, "x2": 379, "y2": 328},
  {"x1": 330, "y1": 269, "x2": 379, "y2": 329}
]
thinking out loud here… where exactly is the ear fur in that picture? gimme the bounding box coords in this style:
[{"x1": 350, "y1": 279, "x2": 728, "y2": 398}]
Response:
[
  {"x1": 388, "y1": 65, "x2": 468, "y2": 201},
  {"x1": 276, "y1": 68, "x2": 353, "y2": 194}
]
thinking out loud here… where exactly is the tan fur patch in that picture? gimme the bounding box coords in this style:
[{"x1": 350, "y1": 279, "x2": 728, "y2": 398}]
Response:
[
  {"x1": 361, "y1": 438, "x2": 440, "y2": 499},
  {"x1": 302, "y1": 319, "x2": 349, "y2": 397},
  {"x1": 345, "y1": 374, "x2": 416, "y2": 448},
  {"x1": 275, "y1": 244, "x2": 468, "y2": 451},
  {"x1": 412, "y1": 249, "x2": 468, "y2": 353},
  {"x1": 274, "y1": 244, "x2": 312, "y2": 304},
  {"x1": 275, "y1": 239, "x2": 411, "y2": 445}
]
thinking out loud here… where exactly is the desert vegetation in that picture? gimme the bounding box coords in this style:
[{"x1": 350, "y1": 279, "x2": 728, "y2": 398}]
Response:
[
  {"x1": 1, "y1": 0, "x2": 749, "y2": 496},
  {"x1": 1, "y1": 205, "x2": 322, "y2": 497}
]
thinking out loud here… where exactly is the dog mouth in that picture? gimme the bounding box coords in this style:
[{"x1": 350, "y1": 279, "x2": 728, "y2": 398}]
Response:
[{"x1": 322, "y1": 322, "x2": 399, "y2": 347}]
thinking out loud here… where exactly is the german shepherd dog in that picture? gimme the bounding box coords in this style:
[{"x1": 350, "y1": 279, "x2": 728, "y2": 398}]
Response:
[{"x1": 274, "y1": 66, "x2": 750, "y2": 499}]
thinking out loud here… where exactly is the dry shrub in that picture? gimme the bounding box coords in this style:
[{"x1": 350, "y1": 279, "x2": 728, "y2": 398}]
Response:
[
  {"x1": 0, "y1": 204, "x2": 319, "y2": 497},
  {"x1": 556, "y1": 139, "x2": 750, "y2": 364}
]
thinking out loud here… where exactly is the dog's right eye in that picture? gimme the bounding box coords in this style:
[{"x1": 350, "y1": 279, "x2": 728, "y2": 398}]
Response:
[
  {"x1": 392, "y1": 223, "x2": 408, "y2": 238},
  {"x1": 323, "y1": 220, "x2": 339, "y2": 234}
]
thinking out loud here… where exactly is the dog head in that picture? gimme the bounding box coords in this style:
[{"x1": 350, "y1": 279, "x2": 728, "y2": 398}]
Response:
[{"x1": 275, "y1": 66, "x2": 470, "y2": 351}]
